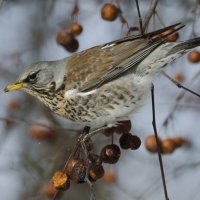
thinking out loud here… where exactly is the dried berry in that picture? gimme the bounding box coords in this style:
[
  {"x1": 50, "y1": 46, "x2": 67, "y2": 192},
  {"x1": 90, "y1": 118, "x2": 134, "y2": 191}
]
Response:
[
  {"x1": 88, "y1": 164, "x2": 105, "y2": 182},
  {"x1": 101, "y1": 3, "x2": 118, "y2": 21},
  {"x1": 100, "y1": 144, "x2": 121, "y2": 164},
  {"x1": 129, "y1": 135, "x2": 141, "y2": 150},
  {"x1": 52, "y1": 171, "x2": 70, "y2": 191},
  {"x1": 63, "y1": 37, "x2": 79, "y2": 53},
  {"x1": 29, "y1": 125, "x2": 55, "y2": 140},
  {"x1": 161, "y1": 138, "x2": 176, "y2": 154},
  {"x1": 102, "y1": 127, "x2": 115, "y2": 137},
  {"x1": 115, "y1": 120, "x2": 132, "y2": 134},
  {"x1": 70, "y1": 22, "x2": 83, "y2": 36},
  {"x1": 188, "y1": 50, "x2": 200, "y2": 63},
  {"x1": 145, "y1": 134, "x2": 161, "y2": 153},
  {"x1": 65, "y1": 159, "x2": 86, "y2": 183},
  {"x1": 103, "y1": 170, "x2": 117, "y2": 183},
  {"x1": 119, "y1": 133, "x2": 131, "y2": 149},
  {"x1": 56, "y1": 30, "x2": 73, "y2": 45},
  {"x1": 103, "y1": 120, "x2": 131, "y2": 136}
]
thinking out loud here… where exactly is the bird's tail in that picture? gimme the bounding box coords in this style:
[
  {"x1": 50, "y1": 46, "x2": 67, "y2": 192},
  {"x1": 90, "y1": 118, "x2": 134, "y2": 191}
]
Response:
[{"x1": 168, "y1": 37, "x2": 200, "y2": 55}]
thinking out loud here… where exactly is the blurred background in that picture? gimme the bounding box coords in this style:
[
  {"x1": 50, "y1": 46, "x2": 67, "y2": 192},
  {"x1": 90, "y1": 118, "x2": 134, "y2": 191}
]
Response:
[{"x1": 0, "y1": 0, "x2": 200, "y2": 199}]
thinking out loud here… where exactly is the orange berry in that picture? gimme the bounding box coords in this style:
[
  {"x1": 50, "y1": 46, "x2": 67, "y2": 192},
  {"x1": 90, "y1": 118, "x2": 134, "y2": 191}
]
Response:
[
  {"x1": 161, "y1": 138, "x2": 176, "y2": 154},
  {"x1": 56, "y1": 30, "x2": 73, "y2": 45},
  {"x1": 188, "y1": 50, "x2": 200, "y2": 63},
  {"x1": 29, "y1": 125, "x2": 55, "y2": 140},
  {"x1": 162, "y1": 28, "x2": 179, "y2": 42},
  {"x1": 70, "y1": 22, "x2": 83, "y2": 36},
  {"x1": 101, "y1": 3, "x2": 118, "y2": 21},
  {"x1": 173, "y1": 72, "x2": 184, "y2": 82},
  {"x1": 103, "y1": 170, "x2": 117, "y2": 183},
  {"x1": 52, "y1": 171, "x2": 70, "y2": 191},
  {"x1": 145, "y1": 134, "x2": 161, "y2": 153}
]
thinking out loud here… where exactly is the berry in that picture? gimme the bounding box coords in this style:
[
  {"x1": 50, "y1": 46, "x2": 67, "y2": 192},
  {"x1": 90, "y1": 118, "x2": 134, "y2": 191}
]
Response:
[
  {"x1": 162, "y1": 28, "x2": 179, "y2": 42},
  {"x1": 70, "y1": 22, "x2": 83, "y2": 36},
  {"x1": 88, "y1": 164, "x2": 105, "y2": 182},
  {"x1": 29, "y1": 125, "x2": 55, "y2": 140},
  {"x1": 63, "y1": 37, "x2": 79, "y2": 53},
  {"x1": 100, "y1": 144, "x2": 121, "y2": 164},
  {"x1": 161, "y1": 138, "x2": 176, "y2": 154},
  {"x1": 119, "y1": 133, "x2": 131, "y2": 149},
  {"x1": 173, "y1": 72, "x2": 184, "y2": 82},
  {"x1": 116, "y1": 120, "x2": 132, "y2": 134},
  {"x1": 145, "y1": 134, "x2": 161, "y2": 153},
  {"x1": 101, "y1": 3, "x2": 118, "y2": 21},
  {"x1": 103, "y1": 170, "x2": 117, "y2": 183},
  {"x1": 188, "y1": 50, "x2": 200, "y2": 63},
  {"x1": 65, "y1": 159, "x2": 86, "y2": 183},
  {"x1": 172, "y1": 136, "x2": 189, "y2": 148},
  {"x1": 56, "y1": 30, "x2": 73, "y2": 45},
  {"x1": 52, "y1": 171, "x2": 70, "y2": 191},
  {"x1": 129, "y1": 135, "x2": 141, "y2": 150}
]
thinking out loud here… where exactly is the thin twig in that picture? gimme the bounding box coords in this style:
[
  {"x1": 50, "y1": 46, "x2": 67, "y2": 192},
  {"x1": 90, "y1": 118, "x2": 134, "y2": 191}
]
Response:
[
  {"x1": 135, "y1": 0, "x2": 144, "y2": 35},
  {"x1": 162, "y1": 70, "x2": 200, "y2": 127},
  {"x1": 162, "y1": 71, "x2": 200, "y2": 98},
  {"x1": 142, "y1": 0, "x2": 159, "y2": 32},
  {"x1": 151, "y1": 84, "x2": 169, "y2": 200}
]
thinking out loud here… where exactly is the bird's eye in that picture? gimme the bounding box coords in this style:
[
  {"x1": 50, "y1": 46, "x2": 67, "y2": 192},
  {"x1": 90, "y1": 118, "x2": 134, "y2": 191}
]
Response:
[{"x1": 28, "y1": 72, "x2": 37, "y2": 82}]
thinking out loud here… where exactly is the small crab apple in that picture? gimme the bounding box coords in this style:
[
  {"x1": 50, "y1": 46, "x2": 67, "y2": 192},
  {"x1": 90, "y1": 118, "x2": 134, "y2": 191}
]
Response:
[
  {"x1": 70, "y1": 22, "x2": 83, "y2": 36},
  {"x1": 101, "y1": 3, "x2": 119, "y2": 21},
  {"x1": 88, "y1": 164, "x2": 105, "y2": 182},
  {"x1": 52, "y1": 171, "x2": 70, "y2": 191},
  {"x1": 188, "y1": 50, "x2": 200, "y2": 63},
  {"x1": 100, "y1": 144, "x2": 121, "y2": 164},
  {"x1": 65, "y1": 159, "x2": 86, "y2": 183},
  {"x1": 145, "y1": 134, "x2": 161, "y2": 153},
  {"x1": 161, "y1": 138, "x2": 176, "y2": 154}
]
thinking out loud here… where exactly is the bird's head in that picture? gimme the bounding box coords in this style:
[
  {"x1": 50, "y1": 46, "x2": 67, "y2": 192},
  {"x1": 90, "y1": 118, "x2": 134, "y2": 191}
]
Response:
[{"x1": 4, "y1": 60, "x2": 66, "y2": 98}]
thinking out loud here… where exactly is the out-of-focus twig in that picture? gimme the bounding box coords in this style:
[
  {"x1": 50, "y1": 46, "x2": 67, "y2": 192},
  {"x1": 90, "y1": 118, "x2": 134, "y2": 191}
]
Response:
[
  {"x1": 162, "y1": 69, "x2": 200, "y2": 128},
  {"x1": 142, "y1": 0, "x2": 159, "y2": 32}
]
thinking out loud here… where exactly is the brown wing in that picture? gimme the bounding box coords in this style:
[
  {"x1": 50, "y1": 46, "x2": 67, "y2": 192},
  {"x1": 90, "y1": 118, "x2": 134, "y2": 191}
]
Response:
[{"x1": 64, "y1": 23, "x2": 184, "y2": 92}]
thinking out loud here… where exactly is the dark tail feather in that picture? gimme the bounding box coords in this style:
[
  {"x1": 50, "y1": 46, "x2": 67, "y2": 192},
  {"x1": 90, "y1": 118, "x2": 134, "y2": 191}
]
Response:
[{"x1": 168, "y1": 37, "x2": 200, "y2": 54}]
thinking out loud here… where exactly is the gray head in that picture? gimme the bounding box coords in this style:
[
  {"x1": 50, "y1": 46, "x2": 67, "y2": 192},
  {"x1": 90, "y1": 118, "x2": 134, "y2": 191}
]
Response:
[{"x1": 4, "y1": 60, "x2": 66, "y2": 97}]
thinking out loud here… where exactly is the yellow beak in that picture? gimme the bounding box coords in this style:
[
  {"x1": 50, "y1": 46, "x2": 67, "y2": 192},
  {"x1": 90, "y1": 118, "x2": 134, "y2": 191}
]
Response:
[{"x1": 4, "y1": 82, "x2": 27, "y2": 92}]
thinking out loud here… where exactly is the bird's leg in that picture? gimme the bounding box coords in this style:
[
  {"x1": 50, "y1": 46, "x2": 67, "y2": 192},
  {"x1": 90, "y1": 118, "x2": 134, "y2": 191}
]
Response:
[
  {"x1": 162, "y1": 71, "x2": 200, "y2": 98},
  {"x1": 151, "y1": 84, "x2": 169, "y2": 200}
]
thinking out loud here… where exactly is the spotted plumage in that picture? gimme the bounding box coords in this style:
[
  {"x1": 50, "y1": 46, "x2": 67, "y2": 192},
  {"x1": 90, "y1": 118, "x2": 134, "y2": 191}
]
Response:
[{"x1": 4, "y1": 23, "x2": 200, "y2": 128}]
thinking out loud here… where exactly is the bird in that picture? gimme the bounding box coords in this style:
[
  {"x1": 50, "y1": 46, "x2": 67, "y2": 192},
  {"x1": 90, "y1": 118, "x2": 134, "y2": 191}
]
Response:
[{"x1": 4, "y1": 23, "x2": 200, "y2": 129}]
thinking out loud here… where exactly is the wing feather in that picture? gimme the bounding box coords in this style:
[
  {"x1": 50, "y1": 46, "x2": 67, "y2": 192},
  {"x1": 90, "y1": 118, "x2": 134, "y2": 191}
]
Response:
[{"x1": 64, "y1": 23, "x2": 184, "y2": 92}]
